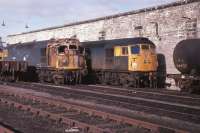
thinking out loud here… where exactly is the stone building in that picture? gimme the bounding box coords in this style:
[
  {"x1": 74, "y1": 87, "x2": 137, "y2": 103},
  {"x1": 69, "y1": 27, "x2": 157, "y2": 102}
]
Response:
[{"x1": 6, "y1": 0, "x2": 200, "y2": 75}]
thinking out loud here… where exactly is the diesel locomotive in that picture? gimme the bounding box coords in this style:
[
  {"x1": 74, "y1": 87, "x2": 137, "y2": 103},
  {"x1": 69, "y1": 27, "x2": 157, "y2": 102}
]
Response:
[
  {"x1": 0, "y1": 38, "x2": 87, "y2": 84},
  {"x1": 0, "y1": 37, "x2": 166, "y2": 88},
  {"x1": 83, "y1": 37, "x2": 165, "y2": 88}
]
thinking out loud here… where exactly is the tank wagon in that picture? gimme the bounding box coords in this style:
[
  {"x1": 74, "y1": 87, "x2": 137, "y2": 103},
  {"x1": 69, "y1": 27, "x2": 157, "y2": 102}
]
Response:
[
  {"x1": 1, "y1": 38, "x2": 87, "y2": 84},
  {"x1": 83, "y1": 37, "x2": 165, "y2": 88},
  {"x1": 171, "y1": 39, "x2": 200, "y2": 92}
]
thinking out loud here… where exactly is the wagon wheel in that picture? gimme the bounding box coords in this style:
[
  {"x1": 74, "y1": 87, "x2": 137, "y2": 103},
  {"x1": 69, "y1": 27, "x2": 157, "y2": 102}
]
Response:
[
  {"x1": 177, "y1": 79, "x2": 192, "y2": 92},
  {"x1": 121, "y1": 77, "x2": 130, "y2": 88},
  {"x1": 77, "y1": 72, "x2": 82, "y2": 84}
]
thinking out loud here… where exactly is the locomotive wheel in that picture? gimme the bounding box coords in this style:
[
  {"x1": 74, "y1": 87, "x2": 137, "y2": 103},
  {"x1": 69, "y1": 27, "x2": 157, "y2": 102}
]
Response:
[
  {"x1": 53, "y1": 75, "x2": 64, "y2": 85},
  {"x1": 98, "y1": 72, "x2": 104, "y2": 84},
  {"x1": 38, "y1": 74, "x2": 45, "y2": 83},
  {"x1": 121, "y1": 78, "x2": 130, "y2": 88},
  {"x1": 53, "y1": 77, "x2": 64, "y2": 85}
]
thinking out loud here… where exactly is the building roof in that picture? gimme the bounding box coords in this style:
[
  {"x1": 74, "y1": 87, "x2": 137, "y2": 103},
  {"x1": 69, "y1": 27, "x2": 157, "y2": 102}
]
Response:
[{"x1": 8, "y1": 0, "x2": 198, "y2": 37}]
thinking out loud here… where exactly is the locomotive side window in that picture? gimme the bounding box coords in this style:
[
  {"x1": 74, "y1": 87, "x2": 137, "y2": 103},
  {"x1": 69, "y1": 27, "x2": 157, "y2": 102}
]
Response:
[
  {"x1": 122, "y1": 47, "x2": 128, "y2": 55},
  {"x1": 131, "y1": 45, "x2": 140, "y2": 54},
  {"x1": 141, "y1": 45, "x2": 149, "y2": 50},
  {"x1": 150, "y1": 45, "x2": 155, "y2": 49},
  {"x1": 150, "y1": 45, "x2": 156, "y2": 54}
]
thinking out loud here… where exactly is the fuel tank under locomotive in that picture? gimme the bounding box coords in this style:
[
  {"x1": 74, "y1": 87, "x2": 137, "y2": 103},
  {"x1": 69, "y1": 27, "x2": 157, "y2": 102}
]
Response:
[{"x1": 173, "y1": 39, "x2": 200, "y2": 75}]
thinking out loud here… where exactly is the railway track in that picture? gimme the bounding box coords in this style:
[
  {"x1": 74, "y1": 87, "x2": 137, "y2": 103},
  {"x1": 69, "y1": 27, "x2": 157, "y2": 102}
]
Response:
[
  {"x1": 8, "y1": 82, "x2": 200, "y2": 123},
  {"x1": 0, "y1": 82, "x2": 200, "y2": 132},
  {"x1": 81, "y1": 84, "x2": 200, "y2": 106},
  {"x1": 0, "y1": 86, "x2": 190, "y2": 133},
  {"x1": 0, "y1": 121, "x2": 21, "y2": 133}
]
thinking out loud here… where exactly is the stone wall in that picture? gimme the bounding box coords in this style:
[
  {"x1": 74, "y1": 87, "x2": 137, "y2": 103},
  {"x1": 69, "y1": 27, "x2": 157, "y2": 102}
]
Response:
[{"x1": 6, "y1": 0, "x2": 200, "y2": 74}]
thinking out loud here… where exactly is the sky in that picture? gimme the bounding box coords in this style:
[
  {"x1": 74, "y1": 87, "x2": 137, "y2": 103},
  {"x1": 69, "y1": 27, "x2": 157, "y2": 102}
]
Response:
[{"x1": 0, "y1": 0, "x2": 176, "y2": 40}]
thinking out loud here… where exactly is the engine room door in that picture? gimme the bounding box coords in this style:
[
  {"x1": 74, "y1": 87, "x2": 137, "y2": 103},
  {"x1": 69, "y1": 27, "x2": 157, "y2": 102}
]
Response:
[{"x1": 47, "y1": 46, "x2": 57, "y2": 68}]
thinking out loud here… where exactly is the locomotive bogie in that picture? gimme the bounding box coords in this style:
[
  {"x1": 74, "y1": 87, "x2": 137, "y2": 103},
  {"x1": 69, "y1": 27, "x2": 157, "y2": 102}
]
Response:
[
  {"x1": 37, "y1": 67, "x2": 85, "y2": 85},
  {"x1": 94, "y1": 70, "x2": 158, "y2": 88}
]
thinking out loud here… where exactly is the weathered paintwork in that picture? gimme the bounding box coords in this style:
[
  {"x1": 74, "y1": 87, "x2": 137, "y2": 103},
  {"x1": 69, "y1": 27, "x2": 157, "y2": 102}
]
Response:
[
  {"x1": 0, "y1": 49, "x2": 8, "y2": 60},
  {"x1": 83, "y1": 37, "x2": 161, "y2": 88},
  {"x1": 47, "y1": 38, "x2": 85, "y2": 70},
  {"x1": 114, "y1": 44, "x2": 157, "y2": 72},
  {"x1": 84, "y1": 37, "x2": 157, "y2": 72},
  {"x1": 5, "y1": 40, "x2": 48, "y2": 66}
]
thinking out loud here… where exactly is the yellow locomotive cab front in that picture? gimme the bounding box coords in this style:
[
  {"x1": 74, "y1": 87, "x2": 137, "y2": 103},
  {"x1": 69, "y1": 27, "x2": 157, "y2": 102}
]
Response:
[
  {"x1": 114, "y1": 44, "x2": 158, "y2": 72},
  {"x1": 129, "y1": 44, "x2": 158, "y2": 72}
]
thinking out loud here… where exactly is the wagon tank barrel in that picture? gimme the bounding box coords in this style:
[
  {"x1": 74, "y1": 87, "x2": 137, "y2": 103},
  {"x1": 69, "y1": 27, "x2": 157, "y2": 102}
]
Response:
[{"x1": 173, "y1": 39, "x2": 200, "y2": 75}]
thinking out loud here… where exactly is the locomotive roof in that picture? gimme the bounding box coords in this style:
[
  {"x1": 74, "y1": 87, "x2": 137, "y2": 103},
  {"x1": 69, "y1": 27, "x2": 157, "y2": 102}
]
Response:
[
  {"x1": 8, "y1": 38, "x2": 80, "y2": 48},
  {"x1": 8, "y1": 40, "x2": 48, "y2": 48},
  {"x1": 82, "y1": 37, "x2": 155, "y2": 48}
]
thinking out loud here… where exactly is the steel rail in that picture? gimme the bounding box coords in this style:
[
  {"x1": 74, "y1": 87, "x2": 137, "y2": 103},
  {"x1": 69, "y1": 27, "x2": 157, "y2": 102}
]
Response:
[{"x1": 0, "y1": 89, "x2": 189, "y2": 133}]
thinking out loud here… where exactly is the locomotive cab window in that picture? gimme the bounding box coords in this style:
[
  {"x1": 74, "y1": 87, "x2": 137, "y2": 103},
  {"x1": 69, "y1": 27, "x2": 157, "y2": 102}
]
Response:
[
  {"x1": 58, "y1": 45, "x2": 68, "y2": 54},
  {"x1": 121, "y1": 47, "x2": 128, "y2": 55},
  {"x1": 131, "y1": 45, "x2": 140, "y2": 54},
  {"x1": 69, "y1": 45, "x2": 77, "y2": 50},
  {"x1": 150, "y1": 45, "x2": 155, "y2": 49},
  {"x1": 150, "y1": 45, "x2": 156, "y2": 54},
  {"x1": 141, "y1": 45, "x2": 149, "y2": 50}
]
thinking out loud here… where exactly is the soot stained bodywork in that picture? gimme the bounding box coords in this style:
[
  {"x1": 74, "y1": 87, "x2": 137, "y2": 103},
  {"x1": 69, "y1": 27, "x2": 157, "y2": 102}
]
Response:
[
  {"x1": 1, "y1": 38, "x2": 87, "y2": 84},
  {"x1": 83, "y1": 37, "x2": 165, "y2": 88},
  {"x1": 6, "y1": 41, "x2": 48, "y2": 67}
]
